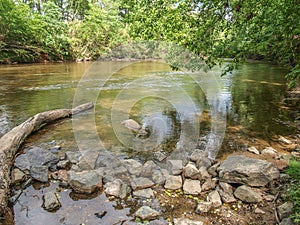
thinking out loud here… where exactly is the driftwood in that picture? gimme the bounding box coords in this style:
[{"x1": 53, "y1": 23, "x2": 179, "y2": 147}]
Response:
[{"x1": 0, "y1": 102, "x2": 94, "y2": 224}]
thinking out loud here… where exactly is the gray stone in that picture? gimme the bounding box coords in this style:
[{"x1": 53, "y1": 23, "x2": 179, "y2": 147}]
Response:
[
  {"x1": 196, "y1": 201, "x2": 213, "y2": 213},
  {"x1": 183, "y1": 162, "x2": 200, "y2": 179},
  {"x1": 196, "y1": 157, "x2": 212, "y2": 169},
  {"x1": 248, "y1": 146, "x2": 260, "y2": 155},
  {"x1": 76, "y1": 150, "x2": 99, "y2": 170},
  {"x1": 42, "y1": 192, "x2": 61, "y2": 212},
  {"x1": 207, "y1": 190, "x2": 222, "y2": 207},
  {"x1": 207, "y1": 162, "x2": 220, "y2": 177},
  {"x1": 135, "y1": 206, "x2": 160, "y2": 220},
  {"x1": 164, "y1": 175, "x2": 183, "y2": 190},
  {"x1": 277, "y1": 202, "x2": 294, "y2": 220},
  {"x1": 234, "y1": 185, "x2": 262, "y2": 203},
  {"x1": 11, "y1": 168, "x2": 25, "y2": 183},
  {"x1": 173, "y1": 218, "x2": 204, "y2": 225},
  {"x1": 254, "y1": 208, "x2": 265, "y2": 214},
  {"x1": 261, "y1": 147, "x2": 278, "y2": 158},
  {"x1": 30, "y1": 165, "x2": 48, "y2": 182},
  {"x1": 279, "y1": 218, "x2": 295, "y2": 225},
  {"x1": 167, "y1": 160, "x2": 183, "y2": 175},
  {"x1": 123, "y1": 159, "x2": 143, "y2": 176},
  {"x1": 190, "y1": 149, "x2": 208, "y2": 162},
  {"x1": 201, "y1": 178, "x2": 217, "y2": 192},
  {"x1": 198, "y1": 166, "x2": 211, "y2": 181},
  {"x1": 154, "y1": 151, "x2": 167, "y2": 162},
  {"x1": 131, "y1": 177, "x2": 155, "y2": 190},
  {"x1": 65, "y1": 151, "x2": 82, "y2": 164},
  {"x1": 68, "y1": 170, "x2": 102, "y2": 194},
  {"x1": 104, "y1": 179, "x2": 131, "y2": 199},
  {"x1": 133, "y1": 188, "x2": 155, "y2": 198},
  {"x1": 104, "y1": 166, "x2": 129, "y2": 181},
  {"x1": 95, "y1": 154, "x2": 121, "y2": 169},
  {"x1": 152, "y1": 169, "x2": 166, "y2": 185},
  {"x1": 15, "y1": 147, "x2": 59, "y2": 171},
  {"x1": 57, "y1": 160, "x2": 70, "y2": 169},
  {"x1": 142, "y1": 161, "x2": 159, "y2": 177},
  {"x1": 183, "y1": 179, "x2": 201, "y2": 195},
  {"x1": 218, "y1": 155, "x2": 280, "y2": 187},
  {"x1": 217, "y1": 182, "x2": 236, "y2": 203}
]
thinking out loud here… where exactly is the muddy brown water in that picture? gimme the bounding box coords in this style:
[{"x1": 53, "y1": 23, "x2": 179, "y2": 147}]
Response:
[{"x1": 0, "y1": 61, "x2": 297, "y2": 224}]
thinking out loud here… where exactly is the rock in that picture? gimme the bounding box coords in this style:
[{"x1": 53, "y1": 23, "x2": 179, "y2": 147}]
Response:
[
  {"x1": 234, "y1": 185, "x2": 262, "y2": 203},
  {"x1": 277, "y1": 202, "x2": 294, "y2": 220},
  {"x1": 76, "y1": 150, "x2": 99, "y2": 170},
  {"x1": 196, "y1": 157, "x2": 212, "y2": 169},
  {"x1": 95, "y1": 154, "x2": 121, "y2": 169},
  {"x1": 207, "y1": 162, "x2": 220, "y2": 177},
  {"x1": 65, "y1": 151, "x2": 82, "y2": 164},
  {"x1": 49, "y1": 145, "x2": 61, "y2": 153},
  {"x1": 104, "y1": 166, "x2": 129, "y2": 181},
  {"x1": 142, "y1": 161, "x2": 159, "y2": 177},
  {"x1": 30, "y1": 165, "x2": 48, "y2": 182},
  {"x1": 261, "y1": 147, "x2": 278, "y2": 158},
  {"x1": 123, "y1": 159, "x2": 143, "y2": 176},
  {"x1": 218, "y1": 155, "x2": 280, "y2": 187},
  {"x1": 247, "y1": 146, "x2": 260, "y2": 155},
  {"x1": 131, "y1": 177, "x2": 155, "y2": 190},
  {"x1": 183, "y1": 179, "x2": 201, "y2": 195},
  {"x1": 104, "y1": 179, "x2": 131, "y2": 199},
  {"x1": 11, "y1": 168, "x2": 25, "y2": 183},
  {"x1": 278, "y1": 136, "x2": 292, "y2": 145},
  {"x1": 207, "y1": 190, "x2": 222, "y2": 207},
  {"x1": 164, "y1": 175, "x2": 183, "y2": 190},
  {"x1": 42, "y1": 192, "x2": 61, "y2": 212},
  {"x1": 183, "y1": 162, "x2": 200, "y2": 179},
  {"x1": 269, "y1": 159, "x2": 289, "y2": 171},
  {"x1": 68, "y1": 170, "x2": 102, "y2": 194},
  {"x1": 190, "y1": 149, "x2": 207, "y2": 162},
  {"x1": 217, "y1": 182, "x2": 236, "y2": 203},
  {"x1": 121, "y1": 119, "x2": 147, "y2": 136},
  {"x1": 133, "y1": 188, "x2": 155, "y2": 198},
  {"x1": 57, "y1": 160, "x2": 70, "y2": 169},
  {"x1": 154, "y1": 151, "x2": 167, "y2": 162},
  {"x1": 201, "y1": 178, "x2": 217, "y2": 192},
  {"x1": 167, "y1": 160, "x2": 183, "y2": 175},
  {"x1": 198, "y1": 166, "x2": 211, "y2": 181},
  {"x1": 196, "y1": 201, "x2": 213, "y2": 213},
  {"x1": 15, "y1": 147, "x2": 59, "y2": 171},
  {"x1": 135, "y1": 206, "x2": 160, "y2": 220},
  {"x1": 173, "y1": 218, "x2": 204, "y2": 225},
  {"x1": 149, "y1": 219, "x2": 169, "y2": 225},
  {"x1": 254, "y1": 208, "x2": 265, "y2": 214},
  {"x1": 152, "y1": 169, "x2": 166, "y2": 185},
  {"x1": 279, "y1": 218, "x2": 295, "y2": 225}
]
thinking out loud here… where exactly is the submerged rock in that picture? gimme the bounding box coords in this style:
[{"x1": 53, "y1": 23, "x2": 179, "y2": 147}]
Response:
[
  {"x1": 42, "y1": 192, "x2": 61, "y2": 212},
  {"x1": 121, "y1": 119, "x2": 148, "y2": 136},
  {"x1": 135, "y1": 206, "x2": 160, "y2": 220},
  {"x1": 218, "y1": 155, "x2": 279, "y2": 187}
]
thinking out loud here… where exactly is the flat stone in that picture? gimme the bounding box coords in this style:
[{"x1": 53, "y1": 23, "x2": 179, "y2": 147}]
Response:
[
  {"x1": 261, "y1": 147, "x2": 278, "y2": 158},
  {"x1": 164, "y1": 175, "x2": 183, "y2": 190},
  {"x1": 42, "y1": 192, "x2": 61, "y2": 212},
  {"x1": 183, "y1": 162, "x2": 200, "y2": 179},
  {"x1": 173, "y1": 218, "x2": 204, "y2": 225},
  {"x1": 135, "y1": 206, "x2": 160, "y2": 220},
  {"x1": 277, "y1": 202, "x2": 294, "y2": 220},
  {"x1": 133, "y1": 188, "x2": 155, "y2": 198},
  {"x1": 11, "y1": 168, "x2": 25, "y2": 183},
  {"x1": 207, "y1": 190, "x2": 222, "y2": 207},
  {"x1": 183, "y1": 179, "x2": 201, "y2": 195},
  {"x1": 217, "y1": 182, "x2": 236, "y2": 203},
  {"x1": 123, "y1": 159, "x2": 143, "y2": 176},
  {"x1": 218, "y1": 155, "x2": 280, "y2": 187},
  {"x1": 131, "y1": 177, "x2": 155, "y2": 190},
  {"x1": 30, "y1": 165, "x2": 48, "y2": 182},
  {"x1": 201, "y1": 178, "x2": 217, "y2": 191},
  {"x1": 248, "y1": 146, "x2": 260, "y2": 155},
  {"x1": 207, "y1": 162, "x2": 220, "y2": 177},
  {"x1": 104, "y1": 179, "x2": 131, "y2": 199},
  {"x1": 167, "y1": 160, "x2": 183, "y2": 175},
  {"x1": 68, "y1": 170, "x2": 102, "y2": 194},
  {"x1": 234, "y1": 185, "x2": 263, "y2": 203},
  {"x1": 196, "y1": 201, "x2": 213, "y2": 213}
]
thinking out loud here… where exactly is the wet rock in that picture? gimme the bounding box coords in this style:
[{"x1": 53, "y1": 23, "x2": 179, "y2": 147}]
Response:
[
  {"x1": 183, "y1": 162, "x2": 200, "y2": 179},
  {"x1": 164, "y1": 175, "x2": 183, "y2": 190},
  {"x1": 152, "y1": 169, "x2": 166, "y2": 185},
  {"x1": 278, "y1": 136, "x2": 292, "y2": 145},
  {"x1": 42, "y1": 192, "x2": 61, "y2": 212},
  {"x1": 173, "y1": 218, "x2": 204, "y2": 225},
  {"x1": 133, "y1": 188, "x2": 155, "y2": 198},
  {"x1": 207, "y1": 162, "x2": 220, "y2": 177},
  {"x1": 207, "y1": 190, "x2": 222, "y2": 207},
  {"x1": 217, "y1": 182, "x2": 236, "y2": 203},
  {"x1": 277, "y1": 202, "x2": 294, "y2": 220},
  {"x1": 261, "y1": 147, "x2": 278, "y2": 158},
  {"x1": 65, "y1": 151, "x2": 82, "y2": 164},
  {"x1": 183, "y1": 179, "x2": 201, "y2": 195},
  {"x1": 123, "y1": 159, "x2": 143, "y2": 176},
  {"x1": 201, "y1": 177, "x2": 217, "y2": 191},
  {"x1": 218, "y1": 155, "x2": 280, "y2": 187},
  {"x1": 196, "y1": 201, "x2": 213, "y2": 213},
  {"x1": 131, "y1": 177, "x2": 155, "y2": 190},
  {"x1": 167, "y1": 160, "x2": 183, "y2": 175},
  {"x1": 68, "y1": 170, "x2": 102, "y2": 194},
  {"x1": 57, "y1": 160, "x2": 70, "y2": 169},
  {"x1": 30, "y1": 165, "x2": 48, "y2": 182},
  {"x1": 76, "y1": 150, "x2": 99, "y2": 170},
  {"x1": 104, "y1": 179, "x2": 131, "y2": 199},
  {"x1": 15, "y1": 147, "x2": 59, "y2": 171},
  {"x1": 190, "y1": 149, "x2": 207, "y2": 162},
  {"x1": 135, "y1": 206, "x2": 160, "y2": 220},
  {"x1": 247, "y1": 146, "x2": 260, "y2": 155},
  {"x1": 279, "y1": 218, "x2": 295, "y2": 225},
  {"x1": 234, "y1": 185, "x2": 262, "y2": 203},
  {"x1": 11, "y1": 168, "x2": 25, "y2": 183}
]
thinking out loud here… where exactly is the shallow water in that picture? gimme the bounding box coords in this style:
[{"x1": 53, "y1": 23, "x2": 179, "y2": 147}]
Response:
[{"x1": 0, "y1": 61, "x2": 297, "y2": 224}]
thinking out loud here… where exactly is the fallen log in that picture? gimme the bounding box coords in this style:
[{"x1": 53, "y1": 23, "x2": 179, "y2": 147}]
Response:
[{"x1": 0, "y1": 102, "x2": 94, "y2": 224}]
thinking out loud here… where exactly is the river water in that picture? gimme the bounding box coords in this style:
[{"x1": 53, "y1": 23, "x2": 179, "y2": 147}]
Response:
[{"x1": 0, "y1": 61, "x2": 297, "y2": 224}]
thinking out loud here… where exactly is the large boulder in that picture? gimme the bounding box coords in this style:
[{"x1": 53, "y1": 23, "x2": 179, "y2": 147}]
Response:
[{"x1": 218, "y1": 155, "x2": 280, "y2": 187}]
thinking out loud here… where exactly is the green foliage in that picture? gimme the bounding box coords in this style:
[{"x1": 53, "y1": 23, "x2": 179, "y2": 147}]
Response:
[{"x1": 285, "y1": 160, "x2": 300, "y2": 223}]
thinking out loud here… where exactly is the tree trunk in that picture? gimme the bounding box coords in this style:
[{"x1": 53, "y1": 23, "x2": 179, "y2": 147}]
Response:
[{"x1": 0, "y1": 102, "x2": 94, "y2": 225}]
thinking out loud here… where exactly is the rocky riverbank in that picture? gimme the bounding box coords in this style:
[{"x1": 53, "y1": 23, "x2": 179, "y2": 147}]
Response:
[{"x1": 11, "y1": 136, "x2": 299, "y2": 225}]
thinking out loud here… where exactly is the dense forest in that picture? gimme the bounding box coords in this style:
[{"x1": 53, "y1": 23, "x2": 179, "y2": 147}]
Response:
[{"x1": 0, "y1": 0, "x2": 299, "y2": 86}]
